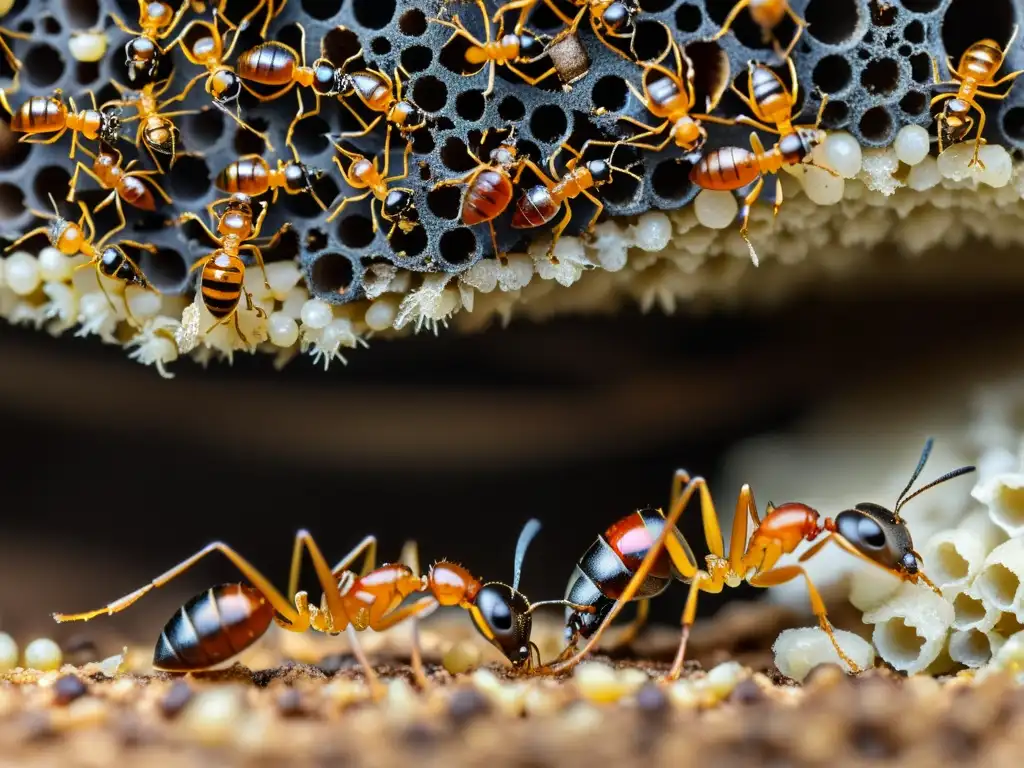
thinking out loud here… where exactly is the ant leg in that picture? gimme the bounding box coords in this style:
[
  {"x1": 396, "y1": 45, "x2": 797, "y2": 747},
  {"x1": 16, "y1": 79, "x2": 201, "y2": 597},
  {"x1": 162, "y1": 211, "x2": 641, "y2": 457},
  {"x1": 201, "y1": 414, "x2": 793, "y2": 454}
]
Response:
[
  {"x1": 603, "y1": 598, "x2": 650, "y2": 651},
  {"x1": 503, "y1": 63, "x2": 559, "y2": 89},
  {"x1": 968, "y1": 104, "x2": 986, "y2": 168},
  {"x1": 734, "y1": 114, "x2": 781, "y2": 134},
  {"x1": 325, "y1": 190, "x2": 371, "y2": 224},
  {"x1": 487, "y1": 220, "x2": 507, "y2": 263},
  {"x1": 140, "y1": 173, "x2": 174, "y2": 204},
  {"x1": 537, "y1": 0, "x2": 576, "y2": 27},
  {"x1": 738, "y1": 175, "x2": 764, "y2": 267},
  {"x1": 247, "y1": 244, "x2": 270, "y2": 289},
  {"x1": 177, "y1": 211, "x2": 222, "y2": 246},
  {"x1": 328, "y1": 535, "x2": 378, "y2": 579},
  {"x1": 545, "y1": 203, "x2": 572, "y2": 259},
  {"x1": 665, "y1": 572, "x2": 713, "y2": 680},
  {"x1": 988, "y1": 68, "x2": 1024, "y2": 89},
  {"x1": 218, "y1": 102, "x2": 275, "y2": 152},
  {"x1": 773, "y1": 176, "x2": 783, "y2": 217},
  {"x1": 384, "y1": 135, "x2": 413, "y2": 183},
  {"x1": 669, "y1": 468, "x2": 726, "y2": 558},
  {"x1": 749, "y1": 565, "x2": 863, "y2": 673},
  {"x1": 338, "y1": 107, "x2": 380, "y2": 139},
  {"x1": 52, "y1": 540, "x2": 306, "y2": 627},
  {"x1": 282, "y1": 529, "x2": 359, "y2": 630},
  {"x1": 345, "y1": 625, "x2": 384, "y2": 699},
  {"x1": 93, "y1": 190, "x2": 120, "y2": 215},
  {"x1": 96, "y1": 194, "x2": 126, "y2": 248},
  {"x1": 514, "y1": 157, "x2": 556, "y2": 187},
  {"x1": 67, "y1": 162, "x2": 105, "y2": 202},
  {"x1": 285, "y1": 89, "x2": 317, "y2": 160},
  {"x1": 579, "y1": 187, "x2": 605, "y2": 233},
  {"x1": 159, "y1": 72, "x2": 207, "y2": 109},
  {"x1": 372, "y1": 596, "x2": 438, "y2": 689},
  {"x1": 778, "y1": 5, "x2": 807, "y2": 62},
  {"x1": 727, "y1": 484, "x2": 759, "y2": 574},
  {"x1": 709, "y1": 0, "x2": 750, "y2": 41},
  {"x1": 23, "y1": 127, "x2": 70, "y2": 146},
  {"x1": 109, "y1": 12, "x2": 138, "y2": 35},
  {"x1": 4, "y1": 226, "x2": 52, "y2": 253},
  {"x1": 541, "y1": 477, "x2": 712, "y2": 674},
  {"x1": 491, "y1": 0, "x2": 539, "y2": 31}
]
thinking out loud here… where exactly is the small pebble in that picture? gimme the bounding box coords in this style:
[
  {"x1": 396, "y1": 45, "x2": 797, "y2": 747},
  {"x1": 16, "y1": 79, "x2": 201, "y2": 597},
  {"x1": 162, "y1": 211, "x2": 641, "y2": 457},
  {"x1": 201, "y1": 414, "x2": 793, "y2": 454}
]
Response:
[
  {"x1": 98, "y1": 648, "x2": 126, "y2": 678},
  {"x1": 442, "y1": 641, "x2": 481, "y2": 675},
  {"x1": 0, "y1": 633, "x2": 19, "y2": 672},
  {"x1": 181, "y1": 687, "x2": 246, "y2": 745},
  {"x1": 728, "y1": 677, "x2": 765, "y2": 705},
  {"x1": 693, "y1": 189, "x2": 738, "y2": 230},
  {"x1": 893, "y1": 125, "x2": 930, "y2": 166},
  {"x1": 276, "y1": 688, "x2": 307, "y2": 717},
  {"x1": 23, "y1": 638, "x2": 62, "y2": 671},
  {"x1": 159, "y1": 680, "x2": 194, "y2": 718},
  {"x1": 634, "y1": 682, "x2": 670, "y2": 714},
  {"x1": 446, "y1": 687, "x2": 491, "y2": 725},
  {"x1": 52, "y1": 675, "x2": 87, "y2": 706}
]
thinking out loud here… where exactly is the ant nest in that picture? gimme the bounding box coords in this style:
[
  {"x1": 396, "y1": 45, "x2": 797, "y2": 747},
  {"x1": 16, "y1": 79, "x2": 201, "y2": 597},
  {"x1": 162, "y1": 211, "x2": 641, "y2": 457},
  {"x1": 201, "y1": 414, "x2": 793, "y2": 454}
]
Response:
[{"x1": 0, "y1": 0, "x2": 1022, "y2": 375}]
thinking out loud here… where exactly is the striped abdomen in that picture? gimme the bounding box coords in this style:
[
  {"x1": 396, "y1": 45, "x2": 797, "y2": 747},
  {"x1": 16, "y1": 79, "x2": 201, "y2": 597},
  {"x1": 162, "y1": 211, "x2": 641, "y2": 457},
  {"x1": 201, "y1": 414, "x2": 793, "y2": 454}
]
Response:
[
  {"x1": 119, "y1": 176, "x2": 157, "y2": 211},
  {"x1": 11, "y1": 96, "x2": 67, "y2": 134},
  {"x1": 462, "y1": 169, "x2": 512, "y2": 224},
  {"x1": 511, "y1": 186, "x2": 558, "y2": 228},
  {"x1": 961, "y1": 41, "x2": 1003, "y2": 82},
  {"x1": 749, "y1": 64, "x2": 790, "y2": 123},
  {"x1": 200, "y1": 251, "x2": 244, "y2": 319},
  {"x1": 351, "y1": 72, "x2": 391, "y2": 111},
  {"x1": 564, "y1": 508, "x2": 695, "y2": 637},
  {"x1": 215, "y1": 157, "x2": 271, "y2": 196},
  {"x1": 237, "y1": 43, "x2": 298, "y2": 86},
  {"x1": 689, "y1": 146, "x2": 761, "y2": 191},
  {"x1": 153, "y1": 583, "x2": 274, "y2": 671}
]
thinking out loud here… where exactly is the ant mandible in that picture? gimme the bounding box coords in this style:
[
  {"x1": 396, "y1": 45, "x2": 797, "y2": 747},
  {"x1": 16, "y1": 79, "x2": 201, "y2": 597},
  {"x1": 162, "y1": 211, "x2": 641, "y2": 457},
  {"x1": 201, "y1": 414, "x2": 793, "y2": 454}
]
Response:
[
  {"x1": 931, "y1": 25, "x2": 1024, "y2": 167},
  {"x1": 542, "y1": 438, "x2": 974, "y2": 680}
]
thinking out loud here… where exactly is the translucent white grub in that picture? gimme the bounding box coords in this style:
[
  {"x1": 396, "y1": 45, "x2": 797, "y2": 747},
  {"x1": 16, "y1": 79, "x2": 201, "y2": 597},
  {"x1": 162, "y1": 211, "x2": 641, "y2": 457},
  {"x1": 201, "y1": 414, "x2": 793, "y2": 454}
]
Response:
[
  {"x1": 862, "y1": 581, "x2": 954, "y2": 674},
  {"x1": 893, "y1": 125, "x2": 930, "y2": 167},
  {"x1": 772, "y1": 627, "x2": 875, "y2": 682},
  {"x1": 693, "y1": 189, "x2": 738, "y2": 229}
]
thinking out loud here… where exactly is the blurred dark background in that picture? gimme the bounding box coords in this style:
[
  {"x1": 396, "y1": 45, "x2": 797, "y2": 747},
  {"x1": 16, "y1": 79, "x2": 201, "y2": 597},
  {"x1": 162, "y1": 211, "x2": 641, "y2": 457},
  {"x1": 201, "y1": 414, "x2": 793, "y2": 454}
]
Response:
[{"x1": 1, "y1": 272, "x2": 1022, "y2": 642}]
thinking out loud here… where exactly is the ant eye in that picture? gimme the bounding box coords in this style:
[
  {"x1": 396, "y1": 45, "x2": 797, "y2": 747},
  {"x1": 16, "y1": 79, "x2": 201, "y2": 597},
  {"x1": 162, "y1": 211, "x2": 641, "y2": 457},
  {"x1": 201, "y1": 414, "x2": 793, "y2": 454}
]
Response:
[
  {"x1": 857, "y1": 517, "x2": 886, "y2": 548},
  {"x1": 471, "y1": 584, "x2": 532, "y2": 666}
]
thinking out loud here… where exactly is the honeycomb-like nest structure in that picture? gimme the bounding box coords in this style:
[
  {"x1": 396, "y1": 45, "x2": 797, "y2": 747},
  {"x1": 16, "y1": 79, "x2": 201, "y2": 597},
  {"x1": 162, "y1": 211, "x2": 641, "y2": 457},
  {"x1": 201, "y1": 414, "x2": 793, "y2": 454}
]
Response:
[{"x1": 0, "y1": 0, "x2": 1020, "y2": 305}]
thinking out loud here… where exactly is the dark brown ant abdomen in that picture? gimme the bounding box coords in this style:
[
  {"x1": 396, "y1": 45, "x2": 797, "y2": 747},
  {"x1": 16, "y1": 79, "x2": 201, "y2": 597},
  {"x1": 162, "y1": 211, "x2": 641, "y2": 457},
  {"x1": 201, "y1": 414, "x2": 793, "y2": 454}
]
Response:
[
  {"x1": 216, "y1": 157, "x2": 270, "y2": 196},
  {"x1": 511, "y1": 186, "x2": 558, "y2": 228},
  {"x1": 119, "y1": 176, "x2": 158, "y2": 211},
  {"x1": 463, "y1": 169, "x2": 512, "y2": 225},
  {"x1": 12, "y1": 97, "x2": 66, "y2": 133},
  {"x1": 237, "y1": 42, "x2": 298, "y2": 86},
  {"x1": 153, "y1": 583, "x2": 274, "y2": 672}
]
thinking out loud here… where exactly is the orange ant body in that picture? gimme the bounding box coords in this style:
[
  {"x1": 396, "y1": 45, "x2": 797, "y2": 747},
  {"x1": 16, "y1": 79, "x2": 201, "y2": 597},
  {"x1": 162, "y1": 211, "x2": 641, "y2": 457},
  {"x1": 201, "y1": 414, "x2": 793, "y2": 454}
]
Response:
[
  {"x1": 105, "y1": 75, "x2": 197, "y2": 173},
  {"x1": 607, "y1": 35, "x2": 733, "y2": 153},
  {"x1": 510, "y1": 140, "x2": 641, "y2": 258},
  {"x1": 710, "y1": 0, "x2": 807, "y2": 61},
  {"x1": 176, "y1": 194, "x2": 282, "y2": 347},
  {"x1": 432, "y1": 0, "x2": 557, "y2": 98},
  {"x1": 543, "y1": 439, "x2": 975, "y2": 680},
  {"x1": 5, "y1": 197, "x2": 156, "y2": 326},
  {"x1": 111, "y1": 0, "x2": 191, "y2": 82},
  {"x1": 494, "y1": 0, "x2": 639, "y2": 60},
  {"x1": 189, "y1": 0, "x2": 285, "y2": 39},
  {"x1": 0, "y1": 89, "x2": 122, "y2": 160},
  {"x1": 52, "y1": 521, "x2": 577, "y2": 692},
  {"x1": 688, "y1": 59, "x2": 832, "y2": 266},
  {"x1": 433, "y1": 127, "x2": 525, "y2": 261},
  {"x1": 327, "y1": 127, "x2": 417, "y2": 236},
  {"x1": 68, "y1": 140, "x2": 172, "y2": 217},
  {"x1": 160, "y1": 8, "x2": 275, "y2": 149},
  {"x1": 931, "y1": 25, "x2": 1023, "y2": 166}
]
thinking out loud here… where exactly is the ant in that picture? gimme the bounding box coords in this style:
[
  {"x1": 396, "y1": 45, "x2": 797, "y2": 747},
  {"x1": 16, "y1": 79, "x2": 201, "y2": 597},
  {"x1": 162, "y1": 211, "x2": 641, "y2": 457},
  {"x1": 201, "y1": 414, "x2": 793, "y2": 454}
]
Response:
[
  {"x1": 0, "y1": 0, "x2": 31, "y2": 94},
  {"x1": 68, "y1": 140, "x2": 172, "y2": 219},
  {"x1": 542, "y1": 438, "x2": 975, "y2": 680},
  {"x1": 111, "y1": 0, "x2": 191, "y2": 83},
  {"x1": 213, "y1": 93, "x2": 328, "y2": 211},
  {"x1": 431, "y1": 0, "x2": 558, "y2": 98},
  {"x1": 5, "y1": 196, "x2": 156, "y2": 326},
  {"x1": 177, "y1": 194, "x2": 282, "y2": 347},
  {"x1": 159, "y1": 8, "x2": 275, "y2": 150},
  {"x1": 432, "y1": 126, "x2": 525, "y2": 261},
  {"x1": 931, "y1": 25, "x2": 1024, "y2": 167},
  {"x1": 710, "y1": 0, "x2": 807, "y2": 62},
  {"x1": 191, "y1": 0, "x2": 285, "y2": 39},
  {"x1": 327, "y1": 126, "x2": 417, "y2": 237},
  {"x1": 52, "y1": 520, "x2": 583, "y2": 692},
  {"x1": 603, "y1": 34, "x2": 735, "y2": 153},
  {"x1": 105, "y1": 74, "x2": 198, "y2": 173},
  {"x1": 509, "y1": 139, "x2": 641, "y2": 258},
  {"x1": 0, "y1": 88, "x2": 122, "y2": 160},
  {"x1": 494, "y1": 0, "x2": 639, "y2": 61}
]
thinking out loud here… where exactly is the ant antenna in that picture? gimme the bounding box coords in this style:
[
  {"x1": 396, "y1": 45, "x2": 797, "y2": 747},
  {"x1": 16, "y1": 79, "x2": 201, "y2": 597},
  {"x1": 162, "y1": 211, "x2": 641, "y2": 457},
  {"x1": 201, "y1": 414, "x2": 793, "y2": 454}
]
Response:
[
  {"x1": 512, "y1": 518, "x2": 541, "y2": 593},
  {"x1": 892, "y1": 437, "x2": 977, "y2": 518},
  {"x1": 47, "y1": 193, "x2": 61, "y2": 217}
]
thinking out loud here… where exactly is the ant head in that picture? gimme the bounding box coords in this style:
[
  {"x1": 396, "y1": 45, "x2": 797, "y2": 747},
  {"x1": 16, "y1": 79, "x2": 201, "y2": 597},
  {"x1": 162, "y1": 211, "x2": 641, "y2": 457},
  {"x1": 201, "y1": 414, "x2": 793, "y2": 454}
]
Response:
[
  {"x1": 490, "y1": 144, "x2": 518, "y2": 166},
  {"x1": 210, "y1": 70, "x2": 242, "y2": 106},
  {"x1": 382, "y1": 189, "x2": 415, "y2": 220},
  {"x1": 517, "y1": 31, "x2": 542, "y2": 58},
  {"x1": 124, "y1": 37, "x2": 159, "y2": 82},
  {"x1": 587, "y1": 158, "x2": 612, "y2": 184},
  {"x1": 285, "y1": 161, "x2": 323, "y2": 192},
  {"x1": 838, "y1": 439, "x2": 975, "y2": 582},
  {"x1": 219, "y1": 194, "x2": 256, "y2": 238},
  {"x1": 941, "y1": 99, "x2": 972, "y2": 141},
  {"x1": 675, "y1": 116, "x2": 707, "y2": 151},
  {"x1": 601, "y1": 1, "x2": 634, "y2": 32}
]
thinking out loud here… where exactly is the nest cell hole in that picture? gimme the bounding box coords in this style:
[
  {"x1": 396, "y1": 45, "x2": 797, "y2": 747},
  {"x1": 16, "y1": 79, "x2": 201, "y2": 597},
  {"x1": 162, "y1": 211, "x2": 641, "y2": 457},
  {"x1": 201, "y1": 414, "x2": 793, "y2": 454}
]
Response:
[
  {"x1": 0, "y1": 126, "x2": 30, "y2": 170},
  {"x1": 305, "y1": 228, "x2": 328, "y2": 253},
  {"x1": 705, "y1": 0, "x2": 773, "y2": 49},
  {"x1": 412, "y1": 129, "x2": 435, "y2": 155},
  {"x1": 322, "y1": 26, "x2": 363, "y2": 65},
  {"x1": 287, "y1": 176, "x2": 340, "y2": 219},
  {"x1": 814, "y1": 55, "x2": 852, "y2": 94},
  {"x1": 427, "y1": 185, "x2": 462, "y2": 220},
  {"x1": 0, "y1": 183, "x2": 24, "y2": 220},
  {"x1": 952, "y1": 592, "x2": 986, "y2": 628},
  {"x1": 259, "y1": 226, "x2": 300, "y2": 263},
  {"x1": 995, "y1": 611, "x2": 1024, "y2": 636},
  {"x1": 932, "y1": 542, "x2": 969, "y2": 583},
  {"x1": 942, "y1": 0, "x2": 1015, "y2": 63},
  {"x1": 603, "y1": 159, "x2": 643, "y2": 205},
  {"x1": 530, "y1": 104, "x2": 568, "y2": 143},
  {"x1": 630, "y1": 20, "x2": 671, "y2": 61},
  {"x1": 821, "y1": 99, "x2": 849, "y2": 128},
  {"x1": 674, "y1": 3, "x2": 702, "y2": 32},
  {"x1": 638, "y1": 0, "x2": 673, "y2": 11},
  {"x1": 24, "y1": 44, "x2": 64, "y2": 87},
  {"x1": 138, "y1": 248, "x2": 188, "y2": 294},
  {"x1": 592, "y1": 75, "x2": 628, "y2": 112},
  {"x1": 900, "y1": 90, "x2": 927, "y2": 115},
  {"x1": 371, "y1": 37, "x2": 391, "y2": 56},
  {"x1": 857, "y1": 48, "x2": 870, "y2": 60},
  {"x1": 167, "y1": 154, "x2": 211, "y2": 200},
  {"x1": 412, "y1": 76, "x2": 447, "y2": 113},
  {"x1": 861, "y1": 58, "x2": 900, "y2": 95},
  {"x1": 996, "y1": 484, "x2": 1024, "y2": 531},
  {"x1": 63, "y1": 0, "x2": 99, "y2": 27},
  {"x1": 290, "y1": 113, "x2": 330, "y2": 158},
  {"x1": 871, "y1": 0, "x2": 898, "y2": 25},
  {"x1": 401, "y1": 45, "x2": 432, "y2": 74},
  {"x1": 439, "y1": 228, "x2": 477, "y2": 265},
  {"x1": 42, "y1": 15, "x2": 60, "y2": 34},
  {"x1": 353, "y1": 0, "x2": 396, "y2": 29},
  {"x1": 337, "y1": 214, "x2": 375, "y2": 249},
  {"x1": 859, "y1": 106, "x2": 894, "y2": 142},
  {"x1": 456, "y1": 90, "x2": 486, "y2": 122},
  {"x1": 234, "y1": 125, "x2": 266, "y2": 156},
  {"x1": 877, "y1": 618, "x2": 925, "y2": 667},
  {"x1": 33, "y1": 165, "x2": 71, "y2": 207},
  {"x1": 909, "y1": 52, "x2": 930, "y2": 83},
  {"x1": 499, "y1": 96, "x2": 525, "y2": 122},
  {"x1": 388, "y1": 224, "x2": 427, "y2": 258},
  {"x1": 399, "y1": 8, "x2": 427, "y2": 36},
  {"x1": 441, "y1": 137, "x2": 476, "y2": 172},
  {"x1": 904, "y1": 20, "x2": 925, "y2": 43},
  {"x1": 301, "y1": 0, "x2": 344, "y2": 21},
  {"x1": 898, "y1": 43, "x2": 912, "y2": 56},
  {"x1": 805, "y1": 0, "x2": 860, "y2": 45},
  {"x1": 1003, "y1": 106, "x2": 1024, "y2": 143},
  {"x1": 898, "y1": 0, "x2": 943, "y2": 11},
  {"x1": 187, "y1": 109, "x2": 225, "y2": 147},
  {"x1": 75, "y1": 61, "x2": 100, "y2": 85},
  {"x1": 976, "y1": 563, "x2": 1020, "y2": 610},
  {"x1": 652, "y1": 159, "x2": 692, "y2": 202},
  {"x1": 310, "y1": 251, "x2": 357, "y2": 296}
]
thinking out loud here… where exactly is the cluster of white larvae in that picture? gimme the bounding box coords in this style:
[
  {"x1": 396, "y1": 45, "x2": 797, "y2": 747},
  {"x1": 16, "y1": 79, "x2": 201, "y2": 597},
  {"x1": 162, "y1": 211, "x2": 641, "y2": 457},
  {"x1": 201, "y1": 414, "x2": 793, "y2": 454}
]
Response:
[{"x1": 0, "y1": 127, "x2": 1021, "y2": 376}]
